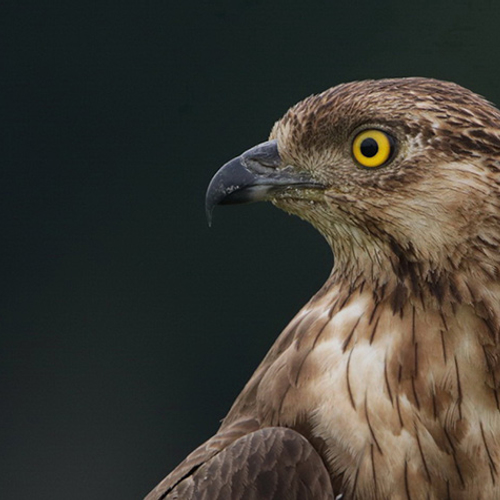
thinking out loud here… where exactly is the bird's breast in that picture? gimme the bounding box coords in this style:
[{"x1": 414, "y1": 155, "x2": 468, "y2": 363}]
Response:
[{"x1": 252, "y1": 286, "x2": 500, "y2": 499}]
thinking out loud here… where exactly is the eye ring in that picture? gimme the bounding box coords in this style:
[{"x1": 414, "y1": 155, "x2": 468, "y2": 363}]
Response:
[{"x1": 352, "y1": 129, "x2": 395, "y2": 168}]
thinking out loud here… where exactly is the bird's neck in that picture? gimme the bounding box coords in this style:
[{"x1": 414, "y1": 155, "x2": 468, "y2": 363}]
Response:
[{"x1": 325, "y1": 232, "x2": 500, "y2": 341}]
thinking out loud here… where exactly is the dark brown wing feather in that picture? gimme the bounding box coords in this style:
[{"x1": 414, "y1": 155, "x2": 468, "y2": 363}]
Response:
[{"x1": 145, "y1": 426, "x2": 335, "y2": 500}]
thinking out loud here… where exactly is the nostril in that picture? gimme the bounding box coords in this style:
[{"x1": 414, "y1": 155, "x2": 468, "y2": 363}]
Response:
[
  {"x1": 241, "y1": 140, "x2": 281, "y2": 169},
  {"x1": 243, "y1": 157, "x2": 279, "y2": 175}
]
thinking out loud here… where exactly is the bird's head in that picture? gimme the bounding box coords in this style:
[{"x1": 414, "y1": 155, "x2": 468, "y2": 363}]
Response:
[{"x1": 206, "y1": 78, "x2": 500, "y2": 299}]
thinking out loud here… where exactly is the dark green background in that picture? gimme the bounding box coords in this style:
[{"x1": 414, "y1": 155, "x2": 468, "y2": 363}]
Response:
[{"x1": 2, "y1": 1, "x2": 500, "y2": 498}]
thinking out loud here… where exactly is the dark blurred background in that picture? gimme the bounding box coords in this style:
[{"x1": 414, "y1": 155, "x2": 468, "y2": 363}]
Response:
[{"x1": 1, "y1": 0, "x2": 500, "y2": 498}]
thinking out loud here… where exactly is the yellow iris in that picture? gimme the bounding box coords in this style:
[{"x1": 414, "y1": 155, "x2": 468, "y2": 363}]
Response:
[{"x1": 352, "y1": 130, "x2": 393, "y2": 168}]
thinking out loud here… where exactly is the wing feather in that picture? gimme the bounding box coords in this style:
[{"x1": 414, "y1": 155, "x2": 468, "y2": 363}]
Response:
[{"x1": 145, "y1": 426, "x2": 335, "y2": 500}]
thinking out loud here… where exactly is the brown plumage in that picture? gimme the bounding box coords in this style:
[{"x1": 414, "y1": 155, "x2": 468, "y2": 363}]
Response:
[{"x1": 146, "y1": 78, "x2": 500, "y2": 499}]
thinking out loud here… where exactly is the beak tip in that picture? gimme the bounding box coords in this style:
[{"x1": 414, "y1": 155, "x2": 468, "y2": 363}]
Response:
[
  {"x1": 205, "y1": 206, "x2": 214, "y2": 227},
  {"x1": 205, "y1": 180, "x2": 219, "y2": 226},
  {"x1": 204, "y1": 140, "x2": 283, "y2": 225}
]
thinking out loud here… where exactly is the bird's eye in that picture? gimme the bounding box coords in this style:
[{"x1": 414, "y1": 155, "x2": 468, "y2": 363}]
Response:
[{"x1": 352, "y1": 129, "x2": 394, "y2": 168}]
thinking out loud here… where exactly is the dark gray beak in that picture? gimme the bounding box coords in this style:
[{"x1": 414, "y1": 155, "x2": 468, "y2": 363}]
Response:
[{"x1": 205, "y1": 140, "x2": 322, "y2": 225}]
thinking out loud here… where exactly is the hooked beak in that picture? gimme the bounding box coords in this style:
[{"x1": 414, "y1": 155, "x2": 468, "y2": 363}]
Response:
[{"x1": 205, "y1": 140, "x2": 323, "y2": 225}]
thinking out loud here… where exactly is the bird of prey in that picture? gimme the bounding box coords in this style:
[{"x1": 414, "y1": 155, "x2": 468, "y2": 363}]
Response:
[{"x1": 146, "y1": 78, "x2": 500, "y2": 499}]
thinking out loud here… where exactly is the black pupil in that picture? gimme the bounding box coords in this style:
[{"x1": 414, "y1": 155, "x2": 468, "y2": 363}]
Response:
[{"x1": 360, "y1": 138, "x2": 378, "y2": 158}]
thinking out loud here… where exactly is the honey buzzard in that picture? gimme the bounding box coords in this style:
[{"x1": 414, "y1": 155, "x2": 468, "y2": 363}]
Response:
[{"x1": 146, "y1": 78, "x2": 500, "y2": 499}]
